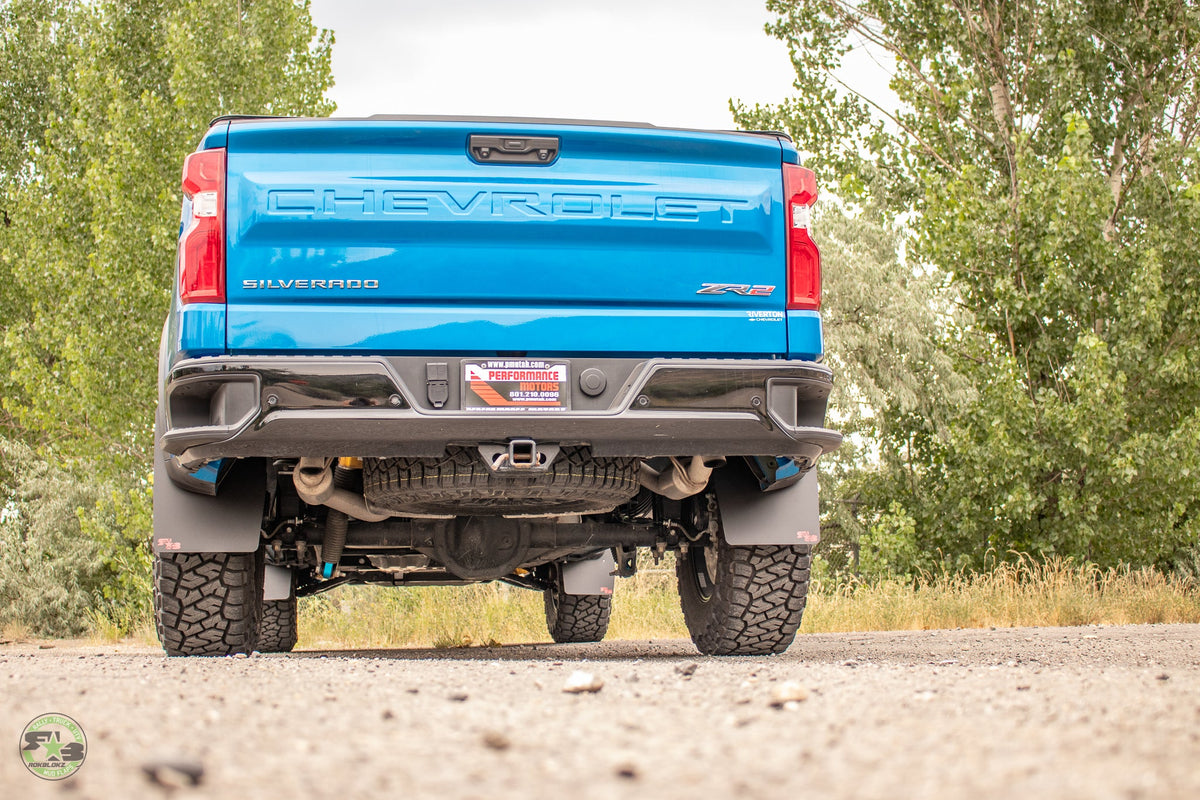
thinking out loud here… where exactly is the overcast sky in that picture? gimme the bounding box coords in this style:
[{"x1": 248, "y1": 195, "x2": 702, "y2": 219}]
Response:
[{"x1": 306, "y1": 0, "x2": 809, "y2": 129}]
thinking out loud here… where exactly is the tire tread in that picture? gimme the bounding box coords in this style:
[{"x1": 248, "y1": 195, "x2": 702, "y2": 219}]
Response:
[
  {"x1": 677, "y1": 542, "x2": 811, "y2": 656},
  {"x1": 544, "y1": 588, "x2": 612, "y2": 643},
  {"x1": 364, "y1": 446, "x2": 639, "y2": 515},
  {"x1": 257, "y1": 596, "x2": 298, "y2": 653},
  {"x1": 154, "y1": 552, "x2": 261, "y2": 657}
]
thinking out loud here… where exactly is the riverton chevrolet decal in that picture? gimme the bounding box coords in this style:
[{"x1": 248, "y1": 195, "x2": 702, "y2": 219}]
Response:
[{"x1": 464, "y1": 361, "x2": 569, "y2": 411}]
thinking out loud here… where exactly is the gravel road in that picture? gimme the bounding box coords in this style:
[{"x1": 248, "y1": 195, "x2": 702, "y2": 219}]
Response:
[{"x1": 2, "y1": 624, "x2": 1198, "y2": 799}]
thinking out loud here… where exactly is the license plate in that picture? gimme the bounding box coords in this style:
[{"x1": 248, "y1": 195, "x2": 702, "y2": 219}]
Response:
[{"x1": 463, "y1": 360, "x2": 570, "y2": 411}]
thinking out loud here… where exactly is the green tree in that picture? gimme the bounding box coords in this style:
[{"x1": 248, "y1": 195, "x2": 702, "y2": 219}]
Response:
[
  {"x1": 0, "y1": 1, "x2": 80, "y2": 429},
  {"x1": 0, "y1": 439, "x2": 104, "y2": 637},
  {"x1": 0, "y1": 0, "x2": 333, "y2": 633},
  {"x1": 812, "y1": 204, "x2": 968, "y2": 574},
  {"x1": 1, "y1": 0, "x2": 333, "y2": 475},
  {"x1": 737, "y1": 0, "x2": 1200, "y2": 568}
]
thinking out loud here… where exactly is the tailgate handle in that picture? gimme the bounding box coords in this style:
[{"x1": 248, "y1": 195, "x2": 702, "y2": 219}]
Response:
[{"x1": 469, "y1": 135, "x2": 559, "y2": 165}]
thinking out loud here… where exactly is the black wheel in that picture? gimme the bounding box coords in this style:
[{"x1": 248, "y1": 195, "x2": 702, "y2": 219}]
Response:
[
  {"x1": 257, "y1": 576, "x2": 298, "y2": 654},
  {"x1": 676, "y1": 534, "x2": 811, "y2": 656},
  {"x1": 363, "y1": 446, "x2": 640, "y2": 516},
  {"x1": 544, "y1": 585, "x2": 612, "y2": 643},
  {"x1": 154, "y1": 551, "x2": 263, "y2": 656}
]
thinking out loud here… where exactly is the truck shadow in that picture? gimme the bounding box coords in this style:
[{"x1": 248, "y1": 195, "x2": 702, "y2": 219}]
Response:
[
  {"x1": 278, "y1": 625, "x2": 1180, "y2": 668},
  {"x1": 287, "y1": 639, "x2": 701, "y2": 662}
]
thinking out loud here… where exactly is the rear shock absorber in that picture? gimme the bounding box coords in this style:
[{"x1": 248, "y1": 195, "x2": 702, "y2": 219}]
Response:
[{"x1": 320, "y1": 460, "x2": 359, "y2": 578}]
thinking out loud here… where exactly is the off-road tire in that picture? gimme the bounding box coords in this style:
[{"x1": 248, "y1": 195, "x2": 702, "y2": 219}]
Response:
[
  {"x1": 544, "y1": 587, "x2": 612, "y2": 643},
  {"x1": 676, "y1": 539, "x2": 811, "y2": 656},
  {"x1": 154, "y1": 551, "x2": 262, "y2": 657},
  {"x1": 257, "y1": 595, "x2": 298, "y2": 653},
  {"x1": 364, "y1": 445, "x2": 639, "y2": 516}
]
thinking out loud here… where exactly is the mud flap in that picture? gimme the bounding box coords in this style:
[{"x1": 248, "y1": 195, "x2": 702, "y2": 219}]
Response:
[
  {"x1": 151, "y1": 443, "x2": 266, "y2": 554},
  {"x1": 263, "y1": 565, "x2": 293, "y2": 601},
  {"x1": 711, "y1": 462, "x2": 820, "y2": 546},
  {"x1": 561, "y1": 552, "x2": 616, "y2": 596}
]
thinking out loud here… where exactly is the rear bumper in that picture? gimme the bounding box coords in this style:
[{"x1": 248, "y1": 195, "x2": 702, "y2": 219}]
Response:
[{"x1": 160, "y1": 356, "x2": 842, "y2": 465}]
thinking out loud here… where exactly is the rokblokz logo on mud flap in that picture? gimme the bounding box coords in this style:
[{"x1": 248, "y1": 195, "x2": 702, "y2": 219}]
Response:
[{"x1": 20, "y1": 712, "x2": 86, "y2": 780}]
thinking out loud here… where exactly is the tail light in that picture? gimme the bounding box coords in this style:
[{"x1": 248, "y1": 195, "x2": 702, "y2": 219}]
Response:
[
  {"x1": 783, "y1": 163, "x2": 820, "y2": 311},
  {"x1": 179, "y1": 148, "x2": 226, "y2": 304}
]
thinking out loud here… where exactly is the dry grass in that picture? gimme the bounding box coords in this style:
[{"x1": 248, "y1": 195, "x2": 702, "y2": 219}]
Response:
[
  {"x1": 804, "y1": 555, "x2": 1200, "y2": 632},
  {"x1": 85, "y1": 615, "x2": 158, "y2": 647},
  {"x1": 298, "y1": 568, "x2": 687, "y2": 650},
  {"x1": 2, "y1": 621, "x2": 31, "y2": 641},
  {"x1": 295, "y1": 554, "x2": 1200, "y2": 650}
]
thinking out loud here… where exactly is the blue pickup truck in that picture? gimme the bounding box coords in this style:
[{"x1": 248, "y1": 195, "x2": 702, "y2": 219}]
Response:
[{"x1": 152, "y1": 116, "x2": 841, "y2": 656}]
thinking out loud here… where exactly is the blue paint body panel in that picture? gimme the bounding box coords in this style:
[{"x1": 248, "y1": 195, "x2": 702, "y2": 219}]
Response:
[
  {"x1": 215, "y1": 118, "x2": 815, "y2": 358},
  {"x1": 199, "y1": 120, "x2": 229, "y2": 151},
  {"x1": 168, "y1": 118, "x2": 829, "y2": 364},
  {"x1": 227, "y1": 303, "x2": 786, "y2": 356},
  {"x1": 188, "y1": 458, "x2": 229, "y2": 486},
  {"x1": 786, "y1": 310, "x2": 823, "y2": 360},
  {"x1": 171, "y1": 303, "x2": 226, "y2": 359}
]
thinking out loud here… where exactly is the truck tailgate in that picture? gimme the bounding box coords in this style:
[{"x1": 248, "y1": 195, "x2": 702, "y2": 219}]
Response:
[{"x1": 222, "y1": 119, "x2": 789, "y2": 356}]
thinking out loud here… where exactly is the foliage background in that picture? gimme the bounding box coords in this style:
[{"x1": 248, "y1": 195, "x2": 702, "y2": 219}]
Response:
[
  {"x1": 0, "y1": 0, "x2": 333, "y2": 635},
  {"x1": 1, "y1": 0, "x2": 1197, "y2": 638},
  {"x1": 735, "y1": 0, "x2": 1200, "y2": 578}
]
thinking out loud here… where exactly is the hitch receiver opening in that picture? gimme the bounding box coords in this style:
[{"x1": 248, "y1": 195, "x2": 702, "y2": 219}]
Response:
[{"x1": 509, "y1": 439, "x2": 538, "y2": 468}]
